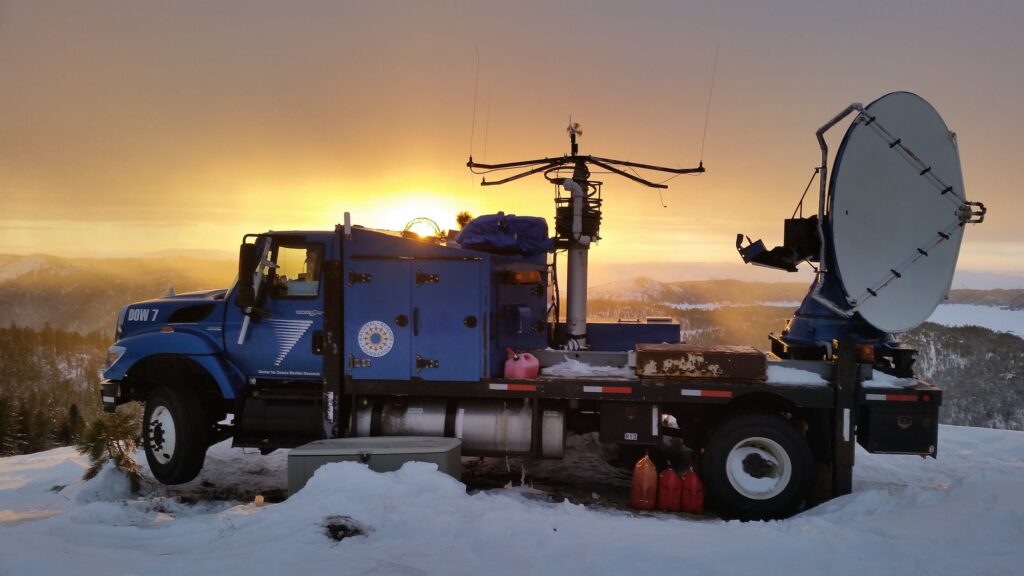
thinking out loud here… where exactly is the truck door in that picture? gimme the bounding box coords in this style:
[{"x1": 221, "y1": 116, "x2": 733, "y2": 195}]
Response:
[
  {"x1": 226, "y1": 238, "x2": 325, "y2": 379},
  {"x1": 344, "y1": 259, "x2": 412, "y2": 381},
  {"x1": 411, "y1": 260, "x2": 483, "y2": 381}
]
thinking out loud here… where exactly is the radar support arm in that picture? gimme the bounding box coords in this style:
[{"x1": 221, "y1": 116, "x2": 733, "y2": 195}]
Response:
[
  {"x1": 808, "y1": 103, "x2": 865, "y2": 318},
  {"x1": 815, "y1": 103, "x2": 864, "y2": 271}
]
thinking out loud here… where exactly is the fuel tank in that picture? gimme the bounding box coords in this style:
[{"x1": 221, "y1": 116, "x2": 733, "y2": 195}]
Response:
[{"x1": 354, "y1": 398, "x2": 564, "y2": 458}]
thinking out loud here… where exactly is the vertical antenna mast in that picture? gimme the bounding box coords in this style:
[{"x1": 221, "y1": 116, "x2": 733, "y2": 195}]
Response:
[{"x1": 467, "y1": 124, "x2": 704, "y2": 350}]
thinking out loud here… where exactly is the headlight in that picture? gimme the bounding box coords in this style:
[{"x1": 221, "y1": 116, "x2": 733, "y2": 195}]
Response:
[
  {"x1": 107, "y1": 346, "x2": 127, "y2": 369},
  {"x1": 115, "y1": 306, "x2": 127, "y2": 341}
]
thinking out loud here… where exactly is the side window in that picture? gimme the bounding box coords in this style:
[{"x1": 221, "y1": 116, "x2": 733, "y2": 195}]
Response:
[{"x1": 270, "y1": 244, "x2": 322, "y2": 298}]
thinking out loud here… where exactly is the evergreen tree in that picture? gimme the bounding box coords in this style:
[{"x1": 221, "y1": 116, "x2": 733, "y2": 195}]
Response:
[
  {"x1": 11, "y1": 400, "x2": 31, "y2": 454},
  {"x1": 66, "y1": 403, "x2": 84, "y2": 444},
  {"x1": 0, "y1": 397, "x2": 15, "y2": 456},
  {"x1": 76, "y1": 411, "x2": 142, "y2": 493}
]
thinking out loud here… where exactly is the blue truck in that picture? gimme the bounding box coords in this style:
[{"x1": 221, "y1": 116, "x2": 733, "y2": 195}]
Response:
[{"x1": 99, "y1": 94, "x2": 981, "y2": 520}]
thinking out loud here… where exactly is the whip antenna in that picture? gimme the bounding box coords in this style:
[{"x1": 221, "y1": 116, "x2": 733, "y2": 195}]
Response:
[
  {"x1": 468, "y1": 41, "x2": 480, "y2": 158},
  {"x1": 482, "y1": 88, "x2": 492, "y2": 162},
  {"x1": 699, "y1": 44, "x2": 719, "y2": 163}
]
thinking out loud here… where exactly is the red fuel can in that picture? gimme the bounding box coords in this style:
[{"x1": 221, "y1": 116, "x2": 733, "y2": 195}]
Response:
[
  {"x1": 631, "y1": 453, "x2": 658, "y2": 510},
  {"x1": 681, "y1": 467, "x2": 705, "y2": 514},
  {"x1": 657, "y1": 468, "x2": 682, "y2": 512}
]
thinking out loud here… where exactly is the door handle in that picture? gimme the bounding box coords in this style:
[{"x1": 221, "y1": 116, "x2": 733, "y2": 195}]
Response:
[
  {"x1": 312, "y1": 330, "x2": 325, "y2": 354},
  {"x1": 413, "y1": 307, "x2": 419, "y2": 337}
]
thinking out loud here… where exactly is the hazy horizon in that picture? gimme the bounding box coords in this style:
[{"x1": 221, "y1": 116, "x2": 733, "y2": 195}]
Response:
[{"x1": 3, "y1": 249, "x2": 1023, "y2": 290}]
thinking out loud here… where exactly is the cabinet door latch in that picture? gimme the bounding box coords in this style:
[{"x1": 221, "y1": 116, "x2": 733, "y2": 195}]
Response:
[
  {"x1": 415, "y1": 270, "x2": 440, "y2": 286},
  {"x1": 349, "y1": 355, "x2": 372, "y2": 369},
  {"x1": 416, "y1": 355, "x2": 439, "y2": 371},
  {"x1": 348, "y1": 271, "x2": 372, "y2": 285}
]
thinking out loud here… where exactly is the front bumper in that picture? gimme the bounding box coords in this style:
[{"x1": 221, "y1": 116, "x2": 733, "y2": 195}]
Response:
[{"x1": 100, "y1": 380, "x2": 121, "y2": 413}]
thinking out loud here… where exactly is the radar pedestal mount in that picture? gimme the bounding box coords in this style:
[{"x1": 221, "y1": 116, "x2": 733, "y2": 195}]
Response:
[
  {"x1": 468, "y1": 122, "x2": 704, "y2": 349},
  {"x1": 738, "y1": 92, "x2": 986, "y2": 373}
]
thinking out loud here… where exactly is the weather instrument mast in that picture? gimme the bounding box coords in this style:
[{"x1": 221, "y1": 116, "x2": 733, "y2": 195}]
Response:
[{"x1": 468, "y1": 123, "x2": 705, "y2": 349}]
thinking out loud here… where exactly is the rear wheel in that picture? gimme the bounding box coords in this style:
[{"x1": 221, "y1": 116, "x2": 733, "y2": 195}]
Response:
[
  {"x1": 701, "y1": 413, "x2": 812, "y2": 520},
  {"x1": 143, "y1": 385, "x2": 208, "y2": 485}
]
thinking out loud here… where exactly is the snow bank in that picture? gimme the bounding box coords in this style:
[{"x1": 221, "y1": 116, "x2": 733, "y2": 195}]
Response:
[{"x1": 2, "y1": 426, "x2": 1024, "y2": 575}]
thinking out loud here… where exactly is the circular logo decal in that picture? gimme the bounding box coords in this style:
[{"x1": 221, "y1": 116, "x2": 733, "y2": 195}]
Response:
[{"x1": 357, "y1": 320, "x2": 394, "y2": 357}]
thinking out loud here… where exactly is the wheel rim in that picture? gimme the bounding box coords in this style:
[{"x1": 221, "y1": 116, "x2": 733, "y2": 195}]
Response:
[
  {"x1": 725, "y1": 436, "x2": 792, "y2": 500},
  {"x1": 148, "y1": 405, "x2": 177, "y2": 465}
]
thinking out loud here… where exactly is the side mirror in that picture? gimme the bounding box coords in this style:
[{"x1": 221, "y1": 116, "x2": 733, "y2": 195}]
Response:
[{"x1": 236, "y1": 243, "x2": 258, "y2": 309}]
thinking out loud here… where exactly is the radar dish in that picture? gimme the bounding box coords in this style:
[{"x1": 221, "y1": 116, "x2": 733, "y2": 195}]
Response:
[{"x1": 830, "y1": 92, "x2": 968, "y2": 333}]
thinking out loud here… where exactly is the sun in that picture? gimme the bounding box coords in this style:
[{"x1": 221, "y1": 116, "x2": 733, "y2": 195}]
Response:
[
  {"x1": 403, "y1": 217, "x2": 445, "y2": 239},
  {"x1": 328, "y1": 190, "x2": 462, "y2": 236}
]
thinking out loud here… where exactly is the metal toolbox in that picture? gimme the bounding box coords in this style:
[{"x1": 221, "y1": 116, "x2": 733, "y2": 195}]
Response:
[
  {"x1": 635, "y1": 343, "x2": 767, "y2": 380},
  {"x1": 288, "y1": 436, "x2": 462, "y2": 494},
  {"x1": 599, "y1": 402, "x2": 659, "y2": 445},
  {"x1": 857, "y1": 402, "x2": 939, "y2": 456}
]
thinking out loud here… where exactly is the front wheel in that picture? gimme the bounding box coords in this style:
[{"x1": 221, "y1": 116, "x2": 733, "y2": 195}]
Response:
[
  {"x1": 701, "y1": 413, "x2": 813, "y2": 520},
  {"x1": 143, "y1": 385, "x2": 208, "y2": 484}
]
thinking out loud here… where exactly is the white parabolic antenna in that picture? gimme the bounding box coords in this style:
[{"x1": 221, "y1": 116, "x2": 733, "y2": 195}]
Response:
[{"x1": 830, "y1": 92, "x2": 971, "y2": 333}]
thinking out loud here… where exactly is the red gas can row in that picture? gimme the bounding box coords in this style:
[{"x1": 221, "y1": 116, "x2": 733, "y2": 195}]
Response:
[{"x1": 631, "y1": 454, "x2": 704, "y2": 514}]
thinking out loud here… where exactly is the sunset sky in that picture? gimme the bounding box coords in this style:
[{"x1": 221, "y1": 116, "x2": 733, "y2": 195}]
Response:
[{"x1": 1, "y1": 1, "x2": 1021, "y2": 277}]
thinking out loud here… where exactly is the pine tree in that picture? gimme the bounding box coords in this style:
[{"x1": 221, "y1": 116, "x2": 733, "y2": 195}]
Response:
[
  {"x1": 12, "y1": 400, "x2": 32, "y2": 454},
  {"x1": 0, "y1": 397, "x2": 15, "y2": 456},
  {"x1": 76, "y1": 411, "x2": 142, "y2": 493},
  {"x1": 66, "y1": 404, "x2": 84, "y2": 444}
]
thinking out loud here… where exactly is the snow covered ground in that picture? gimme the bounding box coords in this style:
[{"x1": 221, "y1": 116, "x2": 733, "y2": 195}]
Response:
[
  {"x1": 928, "y1": 303, "x2": 1024, "y2": 336},
  {"x1": 2, "y1": 426, "x2": 1023, "y2": 575}
]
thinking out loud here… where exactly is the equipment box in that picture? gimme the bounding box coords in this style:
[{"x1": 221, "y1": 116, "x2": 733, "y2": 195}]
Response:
[
  {"x1": 857, "y1": 402, "x2": 939, "y2": 456},
  {"x1": 288, "y1": 436, "x2": 462, "y2": 494},
  {"x1": 635, "y1": 344, "x2": 767, "y2": 380},
  {"x1": 599, "y1": 402, "x2": 659, "y2": 445}
]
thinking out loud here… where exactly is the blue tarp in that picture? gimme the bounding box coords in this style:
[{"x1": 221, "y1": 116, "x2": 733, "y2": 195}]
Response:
[{"x1": 455, "y1": 212, "x2": 554, "y2": 257}]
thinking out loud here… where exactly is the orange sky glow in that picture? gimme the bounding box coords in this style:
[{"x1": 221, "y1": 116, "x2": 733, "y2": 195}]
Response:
[{"x1": 1, "y1": 1, "x2": 1021, "y2": 279}]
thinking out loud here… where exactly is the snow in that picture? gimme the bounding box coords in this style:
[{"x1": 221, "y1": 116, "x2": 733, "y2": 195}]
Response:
[
  {"x1": 542, "y1": 357, "x2": 635, "y2": 379},
  {"x1": 863, "y1": 370, "x2": 917, "y2": 389},
  {"x1": 767, "y1": 364, "x2": 915, "y2": 390},
  {"x1": 2, "y1": 427, "x2": 1024, "y2": 574},
  {"x1": 928, "y1": 303, "x2": 1024, "y2": 336},
  {"x1": 766, "y1": 365, "x2": 828, "y2": 386}
]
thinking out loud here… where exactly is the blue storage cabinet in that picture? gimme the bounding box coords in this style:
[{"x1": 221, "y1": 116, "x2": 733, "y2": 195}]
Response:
[
  {"x1": 343, "y1": 259, "x2": 413, "y2": 381},
  {"x1": 343, "y1": 228, "x2": 489, "y2": 382},
  {"x1": 411, "y1": 259, "x2": 485, "y2": 381}
]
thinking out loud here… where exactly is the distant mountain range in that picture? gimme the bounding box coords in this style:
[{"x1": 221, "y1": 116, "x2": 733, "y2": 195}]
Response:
[
  {"x1": 0, "y1": 254, "x2": 234, "y2": 335},
  {"x1": 588, "y1": 277, "x2": 808, "y2": 306},
  {"x1": 587, "y1": 261, "x2": 1024, "y2": 290},
  {"x1": 1, "y1": 253, "x2": 1022, "y2": 336},
  {"x1": 588, "y1": 276, "x2": 1024, "y2": 310}
]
